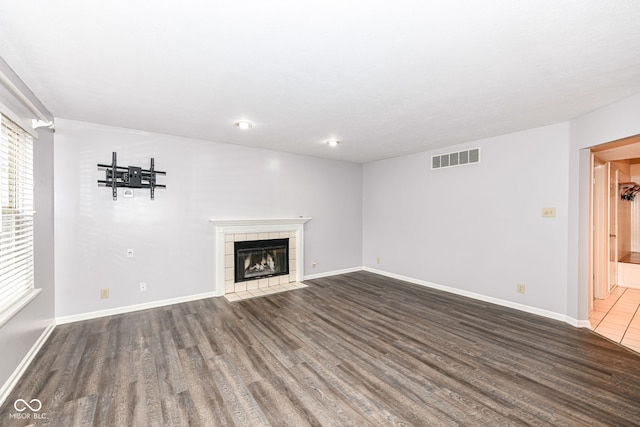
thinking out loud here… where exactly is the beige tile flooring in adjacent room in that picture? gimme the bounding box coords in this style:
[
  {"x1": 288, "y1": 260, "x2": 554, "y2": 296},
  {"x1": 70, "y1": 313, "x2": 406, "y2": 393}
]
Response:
[
  {"x1": 590, "y1": 286, "x2": 640, "y2": 353},
  {"x1": 225, "y1": 281, "x2": 308, "y2": 302}
]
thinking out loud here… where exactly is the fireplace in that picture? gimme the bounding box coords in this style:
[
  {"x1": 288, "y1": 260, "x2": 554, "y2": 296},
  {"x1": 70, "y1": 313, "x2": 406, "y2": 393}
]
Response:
[
  {"x1": 210, "y1": 217, "x2": 311, "y2": 296},
  {"x1": 235, "y1": 238, "x2": 289, "y2": 282}
]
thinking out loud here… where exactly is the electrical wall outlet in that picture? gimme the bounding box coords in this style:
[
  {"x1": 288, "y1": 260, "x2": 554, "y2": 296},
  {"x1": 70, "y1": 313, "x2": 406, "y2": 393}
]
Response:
[
  {"x1": 100, "y1": 288, "x2": 109, "y2": 299},
  {"x1": 127, "y1": 248, "x2": 134, "y2": 258},
  {"x1": 140, "y1": 282, "x2": 147, "y2": 292},
  {"x1": 542, "y1": 207, "x2": 556, "y2": 218},
  {"x1": 312, "y1": 261, "x2": 317, "y2": 268},
  {"x1": 517, "y1": 283, "x2": 526, "y2": 294},
  {"x1": 376, "y1": 257, "x2": 381, "y2": 264}
]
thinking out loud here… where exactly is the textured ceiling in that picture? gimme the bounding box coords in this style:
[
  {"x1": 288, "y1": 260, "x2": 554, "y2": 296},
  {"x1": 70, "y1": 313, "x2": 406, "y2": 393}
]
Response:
[{"x1": 2, "y1": 1, "x2": 640, "y2": 163}]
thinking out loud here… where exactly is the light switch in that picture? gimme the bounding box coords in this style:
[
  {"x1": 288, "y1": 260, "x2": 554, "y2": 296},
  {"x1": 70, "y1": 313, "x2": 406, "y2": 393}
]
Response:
[{"x1": 542, "y1": 207, "x2": 556, "y2": 218}]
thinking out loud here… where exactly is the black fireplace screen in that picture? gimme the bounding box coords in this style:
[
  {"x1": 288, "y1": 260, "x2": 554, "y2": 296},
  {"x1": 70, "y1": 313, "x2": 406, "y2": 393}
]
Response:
[{"x1": 234, "y1": 238, "x2": 289, "y2": 282}]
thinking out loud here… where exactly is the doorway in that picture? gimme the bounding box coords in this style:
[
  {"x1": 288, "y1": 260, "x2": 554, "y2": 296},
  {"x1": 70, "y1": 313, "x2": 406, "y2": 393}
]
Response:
[{"x1": 589, "y1": 135, "x2": 640, "y2": 351}]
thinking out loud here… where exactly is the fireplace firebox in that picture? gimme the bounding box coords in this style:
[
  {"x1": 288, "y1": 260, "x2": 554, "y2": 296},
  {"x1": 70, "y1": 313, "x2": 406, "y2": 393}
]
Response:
[{"x1": 234, "y1": 238, "x2": 289, "y2": 282}]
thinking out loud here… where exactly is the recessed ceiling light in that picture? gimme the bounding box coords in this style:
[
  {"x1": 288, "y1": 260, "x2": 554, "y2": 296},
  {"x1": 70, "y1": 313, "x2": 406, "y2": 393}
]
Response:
[
  {"x1": 326, "y1": 138, "x2": 340, "y2": 147},
  {"x1": 234, "y1": 119, "x2": 254, "y2": 130}
]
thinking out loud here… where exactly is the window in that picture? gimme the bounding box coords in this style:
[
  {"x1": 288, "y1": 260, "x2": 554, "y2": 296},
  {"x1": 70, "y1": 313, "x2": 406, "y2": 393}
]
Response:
[{"x1": 0, "y1": 114, "x2": 34, "y2": 316}]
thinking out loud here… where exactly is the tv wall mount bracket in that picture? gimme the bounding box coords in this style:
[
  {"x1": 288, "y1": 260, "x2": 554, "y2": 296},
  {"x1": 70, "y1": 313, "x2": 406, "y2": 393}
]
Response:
[{"x1": 98, "y1": 152, "x2": 166, "y2": 200}]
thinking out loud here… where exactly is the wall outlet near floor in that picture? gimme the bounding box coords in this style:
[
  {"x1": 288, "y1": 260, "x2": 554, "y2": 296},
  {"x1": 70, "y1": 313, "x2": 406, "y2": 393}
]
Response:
[
  {"x1": 312, "y1": 261, "x2": 317, "y2": 268},
  {"x1": 376, "y1": 257, "x2": 381, "y2": 264},
  {"x1": 100, "y1": 288, "x2": 110, "y2": 299},
  {"x1": 517, "y1": 283, "x2": 526, "y2": 294},
  {"x1": 140, "y1": 282, "x2": 147, "y2": 292},
  {"x1": 542, "y1": 207, "x2": 556, "y2": 218}
]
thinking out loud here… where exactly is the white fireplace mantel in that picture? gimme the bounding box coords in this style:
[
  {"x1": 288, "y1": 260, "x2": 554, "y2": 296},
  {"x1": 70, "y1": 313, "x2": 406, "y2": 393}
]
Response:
[
  {"x1": 210, "y1": 217, "x2": 311, "y2": 231},
  {"x1": 210, "y1": 217, "x2": 312, "y2": 296}
]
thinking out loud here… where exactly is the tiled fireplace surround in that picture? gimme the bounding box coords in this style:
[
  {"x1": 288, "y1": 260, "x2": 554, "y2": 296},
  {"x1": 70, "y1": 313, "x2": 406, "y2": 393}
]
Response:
[
  {"x1": 210, "y1": 218, "x2": 311, "y2": 297},
  {"x1": 224, "y1": 231, "x2": 296, "y2": 294}
]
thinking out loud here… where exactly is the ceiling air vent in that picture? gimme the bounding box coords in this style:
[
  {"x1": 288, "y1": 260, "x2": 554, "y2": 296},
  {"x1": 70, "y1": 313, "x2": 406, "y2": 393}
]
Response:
[{"x1": 432, "y1": 148, "x2": 480, "y2": 170}]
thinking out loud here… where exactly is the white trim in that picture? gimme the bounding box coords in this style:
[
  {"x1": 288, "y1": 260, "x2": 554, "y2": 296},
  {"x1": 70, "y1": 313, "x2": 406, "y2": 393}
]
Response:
[
  {"x1": 210, "y1": 217, "x2": 311, "y2": 229},
  {"x1": 568, "y1": 318, "x2": 592, "y2": 328},
  {"x1": 0, "y1": 288, "x2": 42, "y2": 328},
  {"x1": 56, "y1": 291, "x2": 217, "y2": 325},
  {"x1": 0, "y1": 66, "x2": 51, "y2": 124},
  {"x1": 0, "y1": 101, "x2": 37, "y2": 138},
  {"x1": 304, "y1": 266, "x2": 362, "y2": 281},
  {"x1": 0, "y1": 320, "x2": 55, "y2": 407},
  {"x1": 362, "y1": 267, "x2": 590, "y2": 328},
  {"x1": 210, "y1": 217, "x2": 311, "y2": 296}
]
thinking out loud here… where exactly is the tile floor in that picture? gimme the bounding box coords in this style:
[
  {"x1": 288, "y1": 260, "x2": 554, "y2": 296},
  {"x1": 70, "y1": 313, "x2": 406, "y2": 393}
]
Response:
[
  {"x1": 590, "y1": 286, "x2": 640, "y2": 353},
  {"x1": 225, "y1": 281, "x2": 307, "y2": 302}
]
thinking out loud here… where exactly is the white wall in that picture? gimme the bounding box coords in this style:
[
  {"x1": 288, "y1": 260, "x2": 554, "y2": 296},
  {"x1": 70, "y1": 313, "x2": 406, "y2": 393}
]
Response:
[
  {"x1": 363, "y1": 123, "x2": 570, "y2": 315},
  {"x1": 54, "y1": 119, "x2": 362, "y2": 317}
]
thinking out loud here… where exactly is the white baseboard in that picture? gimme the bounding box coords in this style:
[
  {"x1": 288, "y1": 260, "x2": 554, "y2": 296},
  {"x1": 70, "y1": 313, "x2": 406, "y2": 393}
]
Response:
[
  {"x1": 0, "y1": 320, "x2": 56, "y2": 407},
  {"x1": 56, "y1": 267, "x2": 364, "y2": 324},
  {"x1": 362, "y1": 267, "x2": 590, "y2": 328},
  {"x1": 303, "y1": 266, "x2": 363, "y2": 281},
  {"x1": 55, "y1": 266, "x2": 592, "y2": 327},
  {"x1": 568, "y1": 318, "x2": 592, "y2": 328},
  {"x1": 56, "y1": 291, "x2": 218, "y2": 325}
]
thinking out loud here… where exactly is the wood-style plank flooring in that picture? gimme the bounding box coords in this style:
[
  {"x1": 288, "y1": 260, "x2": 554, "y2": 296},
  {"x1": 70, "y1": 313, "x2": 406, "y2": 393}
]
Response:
[{"x1": 2, "y1": 271, "x2": 640, "y2": 426}]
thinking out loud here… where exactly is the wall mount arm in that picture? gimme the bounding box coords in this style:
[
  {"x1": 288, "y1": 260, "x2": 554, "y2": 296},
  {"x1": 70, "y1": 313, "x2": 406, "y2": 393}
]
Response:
[{"x1": 97, "y1": 152, "x2": 166, "y2": 200}]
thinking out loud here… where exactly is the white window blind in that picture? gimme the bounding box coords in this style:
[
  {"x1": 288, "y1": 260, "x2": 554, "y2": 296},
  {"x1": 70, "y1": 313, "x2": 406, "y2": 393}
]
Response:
[{"x1": 0, "y1": 114, "x2": 34, "y2": 314}]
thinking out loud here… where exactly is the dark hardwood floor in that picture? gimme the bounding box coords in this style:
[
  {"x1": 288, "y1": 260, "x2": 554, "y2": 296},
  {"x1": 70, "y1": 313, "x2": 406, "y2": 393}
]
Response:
[{"x1": 2, "y1": 271, "x2": 640, "y2": 426}]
